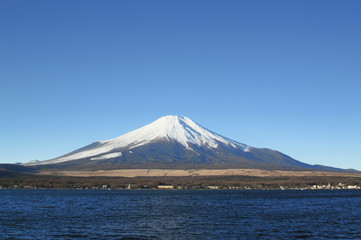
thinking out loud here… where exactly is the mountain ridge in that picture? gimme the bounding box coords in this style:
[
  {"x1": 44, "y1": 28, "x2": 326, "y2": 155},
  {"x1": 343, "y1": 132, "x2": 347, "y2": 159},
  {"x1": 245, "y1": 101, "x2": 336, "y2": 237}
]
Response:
[{"x1": 23, "y1": 115, "x2": 346, "y2": 172}]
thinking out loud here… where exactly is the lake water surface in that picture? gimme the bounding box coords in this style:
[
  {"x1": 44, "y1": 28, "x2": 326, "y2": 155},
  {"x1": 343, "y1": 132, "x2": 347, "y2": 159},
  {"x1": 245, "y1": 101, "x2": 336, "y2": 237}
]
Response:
[{"x1": 1, "y1": 189, "x2": 361, "y2": 239}]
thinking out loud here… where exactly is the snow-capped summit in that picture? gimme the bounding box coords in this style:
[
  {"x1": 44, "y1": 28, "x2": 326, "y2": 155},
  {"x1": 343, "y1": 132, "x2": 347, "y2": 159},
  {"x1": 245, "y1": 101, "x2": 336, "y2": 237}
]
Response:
[
  {"x1": 26, "y1": 115, "x2": 250, "y2": 165},
  {"x1": 107, "y1": 115, "x2": 248, "y2": 150}
]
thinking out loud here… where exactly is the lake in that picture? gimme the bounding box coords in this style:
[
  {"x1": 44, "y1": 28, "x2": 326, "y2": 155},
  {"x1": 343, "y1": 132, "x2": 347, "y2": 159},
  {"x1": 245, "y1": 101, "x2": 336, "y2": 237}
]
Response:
[{"x1": 1, "y1": 189, "x2": 361, "y2": 239}]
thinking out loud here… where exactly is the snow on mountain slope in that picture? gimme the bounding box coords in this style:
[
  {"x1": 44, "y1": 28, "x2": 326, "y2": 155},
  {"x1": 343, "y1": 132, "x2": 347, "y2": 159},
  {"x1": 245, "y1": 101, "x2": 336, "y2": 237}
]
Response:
[
  {"x1": 26, "y1": 115, "x2": 251, "y2": 165},
  {"x1": 90, "y1": 152, "x2": 123, "y2": 161}
]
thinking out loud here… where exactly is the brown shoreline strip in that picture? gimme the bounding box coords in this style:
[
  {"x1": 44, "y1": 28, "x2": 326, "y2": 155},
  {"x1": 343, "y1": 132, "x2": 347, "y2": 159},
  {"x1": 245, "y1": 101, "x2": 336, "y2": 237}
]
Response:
[{"x1": 38, "y1": 169, "x2": 361, "y2": 178}]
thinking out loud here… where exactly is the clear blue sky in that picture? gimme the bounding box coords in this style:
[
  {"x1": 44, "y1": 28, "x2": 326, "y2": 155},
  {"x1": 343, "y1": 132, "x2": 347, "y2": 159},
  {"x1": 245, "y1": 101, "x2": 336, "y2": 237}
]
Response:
[{"x1": 1, "y1": 0, "x2": 360, "y2": 170}]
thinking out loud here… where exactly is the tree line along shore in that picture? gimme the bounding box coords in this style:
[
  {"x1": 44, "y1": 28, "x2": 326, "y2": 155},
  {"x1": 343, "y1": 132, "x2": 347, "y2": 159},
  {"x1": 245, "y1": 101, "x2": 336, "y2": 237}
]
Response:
[{"x1": 1, "y1": 172, "x2": 361, "y2": 190}]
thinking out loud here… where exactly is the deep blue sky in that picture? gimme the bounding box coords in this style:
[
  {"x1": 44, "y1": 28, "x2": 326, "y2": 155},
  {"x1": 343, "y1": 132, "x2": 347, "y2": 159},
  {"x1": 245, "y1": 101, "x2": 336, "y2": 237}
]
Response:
[{"x1": 1, "y1": 0, "x2": 360, "y2": 170}]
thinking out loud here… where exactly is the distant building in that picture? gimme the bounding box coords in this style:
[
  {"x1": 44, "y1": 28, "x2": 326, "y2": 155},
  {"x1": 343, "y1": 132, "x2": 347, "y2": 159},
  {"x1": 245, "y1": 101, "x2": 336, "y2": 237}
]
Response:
[
  {"x1": 127, "y1": 184, "x2": 139, "y2": 189},
  {"x1": 157, "y1": 185, "x2": 174, "y2": 189}
]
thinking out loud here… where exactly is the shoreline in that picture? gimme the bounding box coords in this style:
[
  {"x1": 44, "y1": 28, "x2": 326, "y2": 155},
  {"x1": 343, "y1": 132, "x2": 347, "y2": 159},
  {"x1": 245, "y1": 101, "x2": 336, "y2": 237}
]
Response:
[
  {"x1": 1, "y1": 187, "x2": 361, "y2": 191},
  {"x1": 2, "y1": 169, "x2": 361, "y2": 190}
]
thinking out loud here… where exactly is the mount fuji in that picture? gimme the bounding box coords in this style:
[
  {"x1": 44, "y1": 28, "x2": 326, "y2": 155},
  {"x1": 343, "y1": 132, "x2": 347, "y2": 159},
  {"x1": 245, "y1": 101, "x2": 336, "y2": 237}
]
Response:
[{"x1": 25, "y1": 115, "x2": 339, "y2": 171}]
